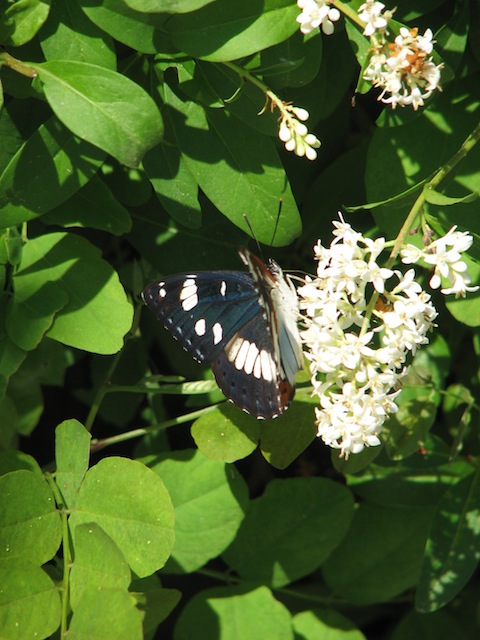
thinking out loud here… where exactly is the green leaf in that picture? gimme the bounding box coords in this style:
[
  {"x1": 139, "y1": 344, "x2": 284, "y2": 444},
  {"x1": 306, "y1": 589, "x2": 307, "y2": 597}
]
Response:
[
  {"x1": 69, "y1": 457, "x2": 175, "y2": 578},
  {"x1": 7, "y1": 232, "x2": 134, "y2": 354},
  {"x1": 175, "y1": 586, "x2": 293, "y2": 640},
  {"x1": 32, "y1": 60, "x2": 164, "y2": 167},
  {"x1": 0, "y1": 0, "x2": 50, "y2": 47},
  {"x1": 0, "y1": 299, "x2": 26, "y2": 395},
  {"x1": 416, "y1": 471, "x2": 480, "y2": 612},
  {"x1": 444, "y1": 255, "x2": 480, "y2": 327},
  {"x1": 0, "y1": 557, "x2": 61, "y2": 640},
  {"x1": 164, "y1": 82, "x2": 301, "y2": 246},
  {"x1": 40, "y1": 0, "x2": 116, "y2": 69},
  {"x1": 223, "y1": 478, "x2": 354, "y2": 587},
  {"x1": 42, "y1": 174, "x2": 132, "y2": 234},
  {"x1": 80, "y1": 0, "x2": 168, "y2": 54},
  {"x1": 167, "y1": 0, "x2": 299, "y2": 62},
  {"x1": 0, "y1": 450, "x2": 43, "y2": 477},
  {"x1": 68, "y1": 589, "x2": 143, "y2": 640},
  {"x1": 125, "y1": 0, "x2": 216, "y2": 12},
  {"x1": 131, "y1": 574, "x2": 181, "y2": 634},
  {"x1": 323, "y1": 503, "x2": 434, "y2": 604},
  {"x1": 150, "y1": 449, "x2": 249, "y2": 573},
  {"x1": 191, "y1": 404, "x2": 260, "y2": 463},
  {"x1": 293, "y1": 609, "x2": 366, "y2": 640},
  {"x1": 70, "y1": 523, "x2": 131, "y2": 611},
  {"x1": 0, "y1": 116, "x2": 106, "y2": 228},
  {"x1": 0, "y1": 469, "x2": 61, "y2": 564},
  {"x1": 423, "y1": 187, "x2": 478, "y2": 206},
  {"x1": 55, "y1": 419, "x2": 91, "y2": 509},
  {"x1": 260, "y1": 400, "x2": 317, "y2": 469},
  {"x1": 143, "y1": 139, "x2": 202, "y2": 229},
  {"x1": 261, "y1": 30, "x2": 323, "y2": 89},
  {"x1": 391, "y1": 609, "x2": 468, "y2": 640}
]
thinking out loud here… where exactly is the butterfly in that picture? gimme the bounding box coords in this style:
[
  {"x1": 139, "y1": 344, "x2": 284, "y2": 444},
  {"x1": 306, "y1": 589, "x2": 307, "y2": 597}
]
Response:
[{"x1": 142, "y1": 248, "x2": 303, "y2": 419}]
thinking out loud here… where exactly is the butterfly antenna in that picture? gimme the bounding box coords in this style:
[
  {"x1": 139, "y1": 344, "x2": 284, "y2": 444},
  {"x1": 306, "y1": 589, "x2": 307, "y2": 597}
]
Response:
[
  {"x1": 270, "y1": 198, "x2": 283, "y2": 247},
  {"x1": 243, "y1": 214, "x2": 263, "y2": 257}
]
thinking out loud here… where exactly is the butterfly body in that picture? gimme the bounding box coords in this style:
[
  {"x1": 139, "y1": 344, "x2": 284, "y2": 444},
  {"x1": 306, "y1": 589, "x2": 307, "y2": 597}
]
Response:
[{"x1": 142, "y1": 248, "x2": 303, "y2": 419}]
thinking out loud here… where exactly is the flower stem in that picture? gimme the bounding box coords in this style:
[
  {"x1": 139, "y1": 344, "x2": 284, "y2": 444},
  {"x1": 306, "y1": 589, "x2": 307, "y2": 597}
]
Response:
[{"x1": 0, "y1": 52, "x2": 37, "y2": 78}]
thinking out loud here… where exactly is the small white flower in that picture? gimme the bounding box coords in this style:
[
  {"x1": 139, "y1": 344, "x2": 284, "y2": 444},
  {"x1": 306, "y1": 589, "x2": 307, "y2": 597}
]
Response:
[
  {"x1": 278, "y1": 104, "x2": 321, "y2": 160},
  {"x1": 296, "y1": 0, "x2": 341, "y2": 35},
  {"x1": 358, "y1": 0, "x2": 389, "y2": 37}
]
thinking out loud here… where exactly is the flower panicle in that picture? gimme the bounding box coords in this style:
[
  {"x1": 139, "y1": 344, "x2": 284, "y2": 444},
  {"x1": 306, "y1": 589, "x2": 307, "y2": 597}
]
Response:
[{"x1": 298, "y1": 217, "x2": 477, "y2": 458}]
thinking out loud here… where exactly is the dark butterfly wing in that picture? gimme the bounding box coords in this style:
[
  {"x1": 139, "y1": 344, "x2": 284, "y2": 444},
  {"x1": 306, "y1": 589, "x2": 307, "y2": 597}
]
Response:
[
  {"x1": 142, "y1": 251, "x2": 301, "y2": 419},
  {"x1": 142, "y1": 271, "x2": 261, "y2": 363},
  {"x1": 211, "y1": 312, "x2": 294, "y2": 419}
]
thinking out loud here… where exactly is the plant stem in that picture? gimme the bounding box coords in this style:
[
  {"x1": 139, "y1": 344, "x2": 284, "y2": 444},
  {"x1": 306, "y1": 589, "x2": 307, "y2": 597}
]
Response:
[
  {"x1": 45, "y1": 473, "x2": 71, "y2": 638},
  {"x1": 90, "y1": 404, "x2": 218, "y2": 452},
  {"x1": 0, "y1": 52, "x2": 37, "y2": 77}
]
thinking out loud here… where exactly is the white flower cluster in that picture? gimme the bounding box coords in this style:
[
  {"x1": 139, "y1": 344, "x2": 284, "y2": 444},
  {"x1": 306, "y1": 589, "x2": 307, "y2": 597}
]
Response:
[
  {"x1": 278, "y1": 105, "x2": 321, "y2": 160},
  {"x1": 296, "y1": 0, "x2": 340, "y2": 35},
  {"x1": 298, "y1": 217, "x2": 440, "y2": 458},
  {"x1": 401, "y1": 226, "x2": 479, "y2": 298},
  {"x1": 359, "y1": 1, "x2": 443, "y2": 109}
]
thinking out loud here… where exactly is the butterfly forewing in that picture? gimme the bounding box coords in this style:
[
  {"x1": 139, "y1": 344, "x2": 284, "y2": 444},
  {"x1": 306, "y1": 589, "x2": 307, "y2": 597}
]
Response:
[
  {"x1": 142, "y1": 249, "x2": 302, "y2": 419},
  {"x1": 142, "y1": 271, "x2": 260, "y2": 363}
]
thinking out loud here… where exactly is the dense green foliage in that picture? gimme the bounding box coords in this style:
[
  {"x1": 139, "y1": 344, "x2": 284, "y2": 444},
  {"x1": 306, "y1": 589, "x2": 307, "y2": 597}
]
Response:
[{"x1": 0, "y1": 1, "x2": 479, "y2": 639}]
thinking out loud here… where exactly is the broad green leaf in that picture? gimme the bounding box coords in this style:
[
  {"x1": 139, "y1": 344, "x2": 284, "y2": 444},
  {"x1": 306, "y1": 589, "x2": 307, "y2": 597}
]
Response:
[
  {"x1": 223, "y1": 477, "x2": 354, "y2": 587},
  {"x1": 143, "y1": 140, "x2": 202, "y2": 229},
  {"x1": 7, "y1": 232, "x2": 134, "y2": 354},
  {"x1": 0, "y1": 0, "x2": 50, "y2": 47},
  {"x1": 444, "y1": 255, "x2": 480, "y2": 327},
  {"x1": 0, "y1": 450, "x2": 43, "y2": 477},
  {"x1": 68, "y1": 589, "x2": 143, "y2": 640},
  {"x1": 293, "y1": 609, "x2": 366, "y2": 640},
  {"x1": 0, "y1": 469, "x2": 61, "y2": 564},
  {"x1": 80, "y1": 0, "x2": 168, "y2": 54},
  {"x1": 0, "y1": 558, "x2": 61, "y2": 640},
  {"x1": 175, "y1": 586, "x2": 293, "y2": 640},
  {"x1": 167, "y1": 0, "x2": 299, "y2": 62},
  {"x1": 416, "y1": 471, "x2": 480, "y2": 612},
  {"x1": 125, "y1": 0, "x2": 216, "y2": 12},
  {"x1": 5, "y1": 369, "x2": 44, "y2": 436},
  {"x1": 42, "y1": 174, "x2": 132, "y2": 235},
  {"x1": 0, "y1": 396, "x2": 18, "y2": 448},
  {"x1": 32, "y1": 60, "x2": 164, "y2": 168},
  {"x1": 191, "y1": 404, "x2": 260, "y2": 463},
  {"x1": 260, "y1": 400, "x2": 317, "y2": 469},
  {"x1": 383, "y1": 335, "x2": 449, "y2": 459},
  {"x1": 150, "y1": 449, "x2": 249, "y2": 573},
  {"x1": 40, "y1": 0, "x2": 116, "y2": 69},
  {"x1": 164, "y1": 82, "x2": 301, "y2": 246},
  {"x1": 0, "y1": 299, "x2": 26, "y2": 394},
  {"x1": 391, "y1": 609, "x2": 468, "y2": 640},
  {"x1": 435, "y1": 1, "x2": 469, "y2": 73},
  {"x1": 323, "y1": 503, "x2": 434, "y2": 604},
  {"x1": 55, "y1": 420, "x2": 91, "y2": 509},
  {"x1": 69, "y1": 457, "x2": 175, "y2": 577},
  {"x1": 423, "y1": 187, "x2": 478, "y2": 206},
  {"x1": 131, "y1": 575, "x2": 181, "y2": 633},
  {"x1": 0, "y1": 116, "x2": 106, "y2": 228},
  {"x1": 367, "y1": 76, "x2": 480, "y2": 237},
  {"x1": 69, "y1": 523, "x2": 131, "y2": 610},
  {"x1": 261, "y1": 31, "x2": 323, "y2": 90}
]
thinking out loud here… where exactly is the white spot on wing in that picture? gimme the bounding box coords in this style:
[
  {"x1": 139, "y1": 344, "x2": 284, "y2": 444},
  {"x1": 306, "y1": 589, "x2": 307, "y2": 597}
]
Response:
[
  {"x1": 234, "y1": 340, "x2": 250, "y2": 371},
  {"x1": 180, "y1": 279, "x2": 198, "y2": 311},
  {"x1": 260, "y1": 349, "x2": 275, "y2": 382},
  {"x1": 159, "y1": 287, "x2": 166, "y2": 298},
  {"x1": 243, "y1": 342, "x2": 259, "y2": 375},
  {"x1": 227, "y1": 336, "x2": 243, "y2": 362},
  {"x1": 220, "y1": 281, "x2": 227, "y2": 296},
  {"x1": 194, "y1": 318, "x2": 206, "y2": 336},
  {"x1": 212, "y1": 322, "x2": 223, "y2": 345}
]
